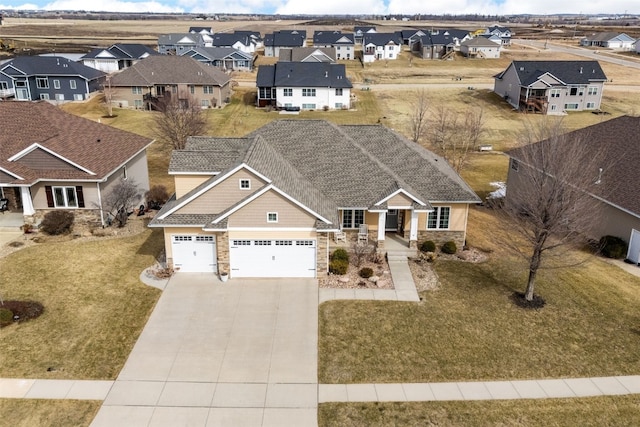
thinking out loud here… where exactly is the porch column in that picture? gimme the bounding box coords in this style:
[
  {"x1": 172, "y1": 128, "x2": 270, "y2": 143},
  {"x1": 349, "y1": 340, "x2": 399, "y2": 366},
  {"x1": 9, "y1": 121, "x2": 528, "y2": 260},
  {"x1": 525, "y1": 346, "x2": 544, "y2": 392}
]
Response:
[
  {"x1": 377, "y1": 211, "x2": 386, "y2": 250},
  {"x1": 409, "y1": 210, "x2": 419, "y2": 249},
  {"x1": 20, "y1": 187, "x2": 35, "y2": 216}
]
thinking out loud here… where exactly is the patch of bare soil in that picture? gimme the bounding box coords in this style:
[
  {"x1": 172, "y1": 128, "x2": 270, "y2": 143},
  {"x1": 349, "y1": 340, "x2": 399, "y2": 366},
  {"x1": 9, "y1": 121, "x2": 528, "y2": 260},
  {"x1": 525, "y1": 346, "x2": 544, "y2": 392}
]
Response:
[{"x1": 319, "y1": 257, "x2": 394, "y2": 289}]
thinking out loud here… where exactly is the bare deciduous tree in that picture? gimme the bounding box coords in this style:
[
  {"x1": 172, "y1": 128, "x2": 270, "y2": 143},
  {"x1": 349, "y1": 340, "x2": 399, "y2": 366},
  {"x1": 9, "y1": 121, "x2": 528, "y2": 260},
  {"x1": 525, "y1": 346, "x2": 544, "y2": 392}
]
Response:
[
  {"x1": 100, "y1": 178, "x2": 142, "y2": 227},
  {"x1": 501, "y1": 118, "x2": 610, "y2": 303},
  {"x1": 153, "y1": 93, "x2": 208, "y2": 150},
  {"x1": 102, "y1": 76, "x2": 114, "y2": 118},
  {"x1": 408, "y1": 89, "x2": 429, "y2": 143}
]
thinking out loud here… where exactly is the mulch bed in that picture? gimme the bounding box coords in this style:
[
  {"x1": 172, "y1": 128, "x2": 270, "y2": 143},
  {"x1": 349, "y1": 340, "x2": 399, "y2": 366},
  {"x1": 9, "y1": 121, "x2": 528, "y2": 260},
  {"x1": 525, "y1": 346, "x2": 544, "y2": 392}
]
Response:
[
  {"x1": 0, "y1": 300, "x2": 44, "y2": 327},
  {"x1": 510, "y1": 291, "x2": 546, "y2": 309}
]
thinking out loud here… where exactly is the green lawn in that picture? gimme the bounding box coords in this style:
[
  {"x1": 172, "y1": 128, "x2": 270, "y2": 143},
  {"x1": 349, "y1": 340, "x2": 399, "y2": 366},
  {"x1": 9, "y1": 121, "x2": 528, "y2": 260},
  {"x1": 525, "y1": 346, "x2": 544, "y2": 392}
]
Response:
[{"x1": 319, "y1": 396, "x2": 640, "y2": 426}]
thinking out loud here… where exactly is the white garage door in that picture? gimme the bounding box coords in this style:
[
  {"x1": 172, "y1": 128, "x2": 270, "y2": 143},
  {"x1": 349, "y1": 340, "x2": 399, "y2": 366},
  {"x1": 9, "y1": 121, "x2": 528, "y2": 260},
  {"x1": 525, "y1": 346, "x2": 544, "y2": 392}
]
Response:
[
  {"x1": 627, "y1": 229, "x2": 640, "y2": 264},
  {"x1": 230, "y1": 239, "x2": 316, "y2": 278},
  {"x1": 172, "y1": 235, "x2": 217, "y2": 273}
]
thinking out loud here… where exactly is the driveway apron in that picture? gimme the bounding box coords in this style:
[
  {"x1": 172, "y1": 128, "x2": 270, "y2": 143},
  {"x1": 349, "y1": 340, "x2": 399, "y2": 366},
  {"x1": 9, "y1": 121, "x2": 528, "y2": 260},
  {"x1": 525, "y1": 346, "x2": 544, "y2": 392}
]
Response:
[{"x1": 91, "y1": 275, "x2": 318, "y2": 427}]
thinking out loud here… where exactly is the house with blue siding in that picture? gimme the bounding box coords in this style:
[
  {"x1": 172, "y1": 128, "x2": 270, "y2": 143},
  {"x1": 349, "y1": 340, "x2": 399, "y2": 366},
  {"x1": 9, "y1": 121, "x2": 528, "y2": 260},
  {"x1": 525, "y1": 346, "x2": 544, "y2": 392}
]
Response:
[{"x1": 0, "y1": 56, "x2": 105, "y2": 102}]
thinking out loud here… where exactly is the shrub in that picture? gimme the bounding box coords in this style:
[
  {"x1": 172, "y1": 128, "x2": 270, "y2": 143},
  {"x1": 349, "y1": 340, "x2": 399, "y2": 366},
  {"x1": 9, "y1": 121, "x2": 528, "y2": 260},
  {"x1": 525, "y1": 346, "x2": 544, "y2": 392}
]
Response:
[
  {"x1": 329, "y1": 259, "x2": 348, "y2": 275},
  {"x1": 359, "y1": 267, "x2": 374, "y2": 278},
  {"x1": 352, "y1": 242, "x2": 373, "y2": 267},
  {"x1": 145, "y1": 184, "x2": 170, "y2": 210},
  {"x1": 441, "y1": 240, "x2": 457, "y2": 254},
  {"x1": 599, "y1": 235, "x2": 628, "y2": 259},
  {"x1": 331, "y1": 248, "x2": 349, "y2": 262},
  {"x1": 0, "y1": 308, "x2": 14, "y2": 327},
  {"x1": 420, "y1": 240, "x2": 436, "y2": 252},
  {"x1": 40, "y1": 210, "x2": 74, "y2": 235}
]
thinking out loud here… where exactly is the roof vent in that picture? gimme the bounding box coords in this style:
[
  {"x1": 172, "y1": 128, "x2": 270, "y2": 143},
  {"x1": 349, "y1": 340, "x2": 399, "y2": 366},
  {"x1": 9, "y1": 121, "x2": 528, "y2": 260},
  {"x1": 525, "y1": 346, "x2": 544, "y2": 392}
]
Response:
[
  {"x1": 579, "y1": 67, "x2": 583, "y2": 74},
  {"x1": 325, "y1": 71, "x2": 328, "y2": 78},
  {"x1": 519, "y1": 66, "x2": 524, "y2": 71}
]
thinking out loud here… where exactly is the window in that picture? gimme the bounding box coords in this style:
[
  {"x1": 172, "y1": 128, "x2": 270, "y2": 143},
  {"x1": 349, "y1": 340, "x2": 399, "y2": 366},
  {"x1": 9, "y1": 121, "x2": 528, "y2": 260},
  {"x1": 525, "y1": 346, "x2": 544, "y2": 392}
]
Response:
[
  {"x1": 302, "y1": 88, "x2": 316, "y2": 97},
  {"x1": 283, "y1": 88, "x2": 292, "y2": 96},
  {"x1": 550, "y1": 104, "x2": 557, "y2": 111},
  {"x1": 569, "y1": 87, "x2": 578, "y2": 96},
  {"x1": 564, "y1": 103, "x2": 579, "y2": 110},
  {"x1": 510, "y1": 159, "x2": 519, "y2": 171},
  {"x1": 55, "y1": 94, "x2": 64, "y2": 101},
  {"x1": 335, "y1": 103, "x2": 343, "y2": 109},
  {"x1": 53, "y1": 80, "x2": 60, "y2": 89},
  {"x1": 588, "y1": 86, "x2": 598, "y2": 95},
  {"x1": 0, "y1": 81, "x2": 7, "y2": 90},
  {"x1": 132, "y1": 86, "x2": 143, "y2": 95},
  {"x1": 259, "y1": 87, "x2": 272, "y2": 99},
  {"x1": 239, "y1": 179, "x2": 251, "y2": 189},
  {"x1": 36, "y1": 77, "x2": 49, "y2": 89},
  {"x1": 301, "y1": 103, "x2": 316, "y2": 110},
  {"x1": 201, "y1": 99, "x2": 210, "y2": 107},
  {"x1": 578, "y1": 87, "x2": 584, "y2": 96},
  {"x1": 427, "y1": 207, "x2": 450, "y2": 230},
  {"x1": 40, "y1": 94, "x2": 50, "y2": 100},
  {"x1": 70, "y1": 80, "x2": 77, "y2": 89},
  {"x1": 53, "y1": 186, "x2": 78, "y2": 208},
  {"x1": 550, "y1": 89, "x2": 561, "y2": 98},
  {"x1": 134, "y1": 99, "x2": 143, "y2": 108},
  {"x1": 203, "y1": 86, "x2": 214, "y2": 94},
  {"x1": 189, "y1": 85, "x2": 195, "y2": 94},
  {"x1": 267, "y1": 212, "x2": 278, "y2": 223},
  {"x1": 342, "y1": 209, "x2": 365, "y2": 229},
  {"x1": 335, "y1": 88, "x2": 343, "y2": 96},
  {"x1": 586, "y1": 102, "x2": 596, "y2": 109}
]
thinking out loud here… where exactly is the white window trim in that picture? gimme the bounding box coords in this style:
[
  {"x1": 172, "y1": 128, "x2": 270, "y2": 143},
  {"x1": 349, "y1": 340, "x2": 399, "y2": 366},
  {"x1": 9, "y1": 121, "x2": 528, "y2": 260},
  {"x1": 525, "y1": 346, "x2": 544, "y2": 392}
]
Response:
[
  {"x1": 53, "y1": 186, "x2": 78, "y2": 208},
  {"x1": 427, "y1": 206, "x2": 451, "y2": 230},
  {"x1": 267, "y1": 212, "x2": 278, "y2": 223},
  {"x1": 239, "y1": 179, "x2": 251, "y2": 189},
  {"x1": 342, "y1": 209, "x2": 365, "y2": 229}
]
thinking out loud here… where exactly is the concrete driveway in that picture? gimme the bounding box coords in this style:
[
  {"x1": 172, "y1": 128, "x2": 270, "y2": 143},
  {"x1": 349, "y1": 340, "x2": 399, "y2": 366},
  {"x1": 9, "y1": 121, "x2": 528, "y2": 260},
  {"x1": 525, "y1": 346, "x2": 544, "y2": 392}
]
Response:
[{"x1": 91, "y1": 274, "x2": 318, "y2": 427}]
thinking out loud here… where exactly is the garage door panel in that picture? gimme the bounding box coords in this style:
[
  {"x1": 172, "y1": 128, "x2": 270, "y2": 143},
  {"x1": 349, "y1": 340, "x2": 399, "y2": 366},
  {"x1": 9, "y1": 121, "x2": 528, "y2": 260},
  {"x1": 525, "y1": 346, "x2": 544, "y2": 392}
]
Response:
[
  {"x1": 172, "y1": 235, "x2": 217, "y2": 273},
  {"x1": 230, "y1": 239, "x2": 316, "y2": 278}
]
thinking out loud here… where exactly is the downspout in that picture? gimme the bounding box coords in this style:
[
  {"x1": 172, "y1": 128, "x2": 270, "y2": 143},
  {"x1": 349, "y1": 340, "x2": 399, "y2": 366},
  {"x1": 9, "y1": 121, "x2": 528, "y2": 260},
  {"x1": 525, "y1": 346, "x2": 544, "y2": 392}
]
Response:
[{"x1": 97, "y1": 182, "x2": 104, "y2": 226}]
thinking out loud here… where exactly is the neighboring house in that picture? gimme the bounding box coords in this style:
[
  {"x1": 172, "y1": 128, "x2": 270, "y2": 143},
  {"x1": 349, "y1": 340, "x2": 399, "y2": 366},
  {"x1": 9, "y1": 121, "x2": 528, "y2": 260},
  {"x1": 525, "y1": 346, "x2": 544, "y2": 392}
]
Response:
[
  {"x1": 439, "y1": 29, "x2": 472, "y2": 49},
  {"x1": 157, "y1": 33, "x2": 210, "y2": 55},
  {"x1": 312, "y1": 31, "x2": 355, "y2": 60},
  {"x1": 415, "y1": 33, "x2": 455, "y2": 59},
  {"x1": 362, "y1": 33, "x2": 402, "y2": 63},
  {"x1": 0, "y1": 56, "x2": 105, "y2": 102},
  {"x1": 0, "y1": 101, "x2": 152, "y2": 225},
  {"x1": 209, "y1": 32, "x2": 257, "y2": 54},
  {"x1": 460, "y1": 37, "x2": 501, "y2": 59},
  {"x1": 149, "y1": 120, "x2": 480, "y2": 276},
  {"x1": 182, "y1": 47, "x2": 253, "y2": 72},
  {"x1": 189, "y1": 26, "x2": 213, "y2": 35},
  {"x1": 580, "y1": 32, "x2": 636, "y2": 50},
  {"x1": 108, "y1": 55, "x2": 232, "y2": 110},
  {"x1": 494, "y1": 60, "x2": 607, "y2": 114},
  {"x1": 480, "y1": 33, "x2": 503, "y2": 45},
  {"x1": 263, "y1": 30, "x2": 307, "y2": 57},
  {"x1": 506, "y1": 116, "x2": 640, "y2": 264},
  {"x1": 354, "y1": 26, "x2": 376, "y2": 44},
  {"x1": 278, "y1": 47, "x2": 336, "y2": 63},
  {"x1": 484, "y1": 25, "x2": 512, "y2": 45},
  {"x1": 256, "y1": 62, "x2": 352, "y2": 109},
  {"x1": 400, "y1": 29, "x2": 429, "y2": 46},
  {"x1": 80, "y1": 43, "x2": 158, "y2": 73}
]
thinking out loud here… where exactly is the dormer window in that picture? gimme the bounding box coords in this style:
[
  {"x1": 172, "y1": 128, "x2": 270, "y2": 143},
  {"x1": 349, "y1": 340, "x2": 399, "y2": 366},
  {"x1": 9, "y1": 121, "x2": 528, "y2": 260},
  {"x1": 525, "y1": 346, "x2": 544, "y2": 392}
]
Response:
[{"x1": 240, "y1": 179, "x2": 251, "y2": 189}]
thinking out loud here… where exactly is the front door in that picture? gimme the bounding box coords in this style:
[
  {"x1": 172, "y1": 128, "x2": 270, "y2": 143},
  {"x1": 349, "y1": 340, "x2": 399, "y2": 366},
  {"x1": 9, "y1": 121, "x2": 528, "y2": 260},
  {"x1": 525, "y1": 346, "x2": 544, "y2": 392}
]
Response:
[{"x1": 385, "y1": 209, "x2": 398, "y2": 230}]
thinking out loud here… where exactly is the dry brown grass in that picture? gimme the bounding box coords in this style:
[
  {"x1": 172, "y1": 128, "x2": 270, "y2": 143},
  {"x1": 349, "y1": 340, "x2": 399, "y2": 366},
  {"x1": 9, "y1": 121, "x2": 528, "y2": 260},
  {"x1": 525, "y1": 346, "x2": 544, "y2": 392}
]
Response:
[{"x1": 0, "y1": 399, "x2": 100, "y2": 427}]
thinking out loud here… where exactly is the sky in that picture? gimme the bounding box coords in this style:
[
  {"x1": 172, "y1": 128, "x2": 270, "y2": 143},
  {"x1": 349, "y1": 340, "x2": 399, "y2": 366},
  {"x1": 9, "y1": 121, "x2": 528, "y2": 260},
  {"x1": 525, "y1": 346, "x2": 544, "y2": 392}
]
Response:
[{"x1": 0, "y1": 0, "x2": 638, "y2": 16}]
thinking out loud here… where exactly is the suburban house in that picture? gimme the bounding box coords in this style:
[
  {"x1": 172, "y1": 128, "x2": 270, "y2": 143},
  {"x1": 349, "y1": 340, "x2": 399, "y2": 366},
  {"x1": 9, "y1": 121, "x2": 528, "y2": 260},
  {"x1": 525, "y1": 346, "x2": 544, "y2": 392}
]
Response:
[
  {"x1": 312, "y1": 31, "x2": 355, "y2": 60},
  {"x1": 108, "y1": 55, "x2": 232, "y2": 110},
  {"x1": 484, "y1": 25, "x2": 512, "y2": 45},
  {"x1": 0, "y1": 56, "x2": 105, "y2": 102},
  {"x1": 493, "y1": 60, "x2": 607, "y2": 114},
  {"x1": 189, "y1": 26, "x2": 213, "y2": 35},
  {"x1": 354, "y1": 26, "x2": 376, "y2": 44},
  {"x1": 0, "y1": 101, "x2": 152, "y2": 226},
  {"x1": 400, "y1": 29, "x2": 429, "y2": 46},
  {"x1": 580, "y1": 32, "x2": 636, "y2": 50},
  {"x1": 255, "y1": 62, "x2": 352, "y2": 109},
  {"x1": 148, "y1": 120, "x2": 480, "y2": 276},
  {"x1": 362, "y1": 33, "x2": 402, "y2": 63},
  {"x1": 209, "y1": 32, "x2": 258, "y2": 54},
  {"x1": 182, "y1": 47, "x2": 253, "y2": 72},
  {"x1": 460, "y1": 37, "x2": 501, "y2": 58},
  {"x1": 157, "y1": 33, "x2": 210, "y2": 55},
  {"x1": 80, "y1": 43, "x2": 158, "y2": 73},
  {"x1": 415, "y1": 33, "x2": 455, "y2": 59},
  {"x1": 263, "y1": 30, "x2": 307, "y2": 57},
  {"x1": 505, "y1": 115, "x2": 640, "y2": 264},
  {"x1": 278, "y1": 47, "x2": 336, "y2": 63}
]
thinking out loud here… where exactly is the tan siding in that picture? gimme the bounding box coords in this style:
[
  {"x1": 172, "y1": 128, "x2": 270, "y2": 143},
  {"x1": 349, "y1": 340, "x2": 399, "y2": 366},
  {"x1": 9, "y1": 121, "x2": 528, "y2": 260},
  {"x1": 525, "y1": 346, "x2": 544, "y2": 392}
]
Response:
[
  {"x1": 230, "y1": 230, "x2": 317, "y2": 239},
  {"x1": 176, "y1": 170, "x2": 267, "y2": 215},
  {"x1": 175, "y1": 176, "x2": 211, "y2": 199},
  {"x1": 387, "y1": 192, "x2": 414, "y2": 207},
  {"x1": 228, "y1": 190, "x2": 316, "y2": 228},
  {"x1": 417, "y1": 203, "x2": 468, "y2": 231},
  {"x1": 19, "y1": 149, "x2": 78, "y2": 171},
  {"x1": 364, "y1": 211, "x2": 378, "y2": 229}
]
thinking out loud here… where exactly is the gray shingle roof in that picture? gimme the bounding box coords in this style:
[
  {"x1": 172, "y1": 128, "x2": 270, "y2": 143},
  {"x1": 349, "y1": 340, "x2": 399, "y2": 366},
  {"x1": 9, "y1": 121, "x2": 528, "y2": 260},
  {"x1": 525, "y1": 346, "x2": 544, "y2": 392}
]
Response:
[
  {"x1": 278, "y1": 47, "x2": 335, "y2": 62},
  {"x1": 81, "y1": 43, "x2": 158, "y2": 60},
  {"x1": 156, "y1": 120, "x2": 480, "y2": 228},
  {"x1": 256, "y1": 62, "x2": 352, "y2": 88},
  {"x1": 363, "y1": 33, "x2": 402, "y2": 46},
  {"x1": 508, "y1": 115, "x2": 640, "y2": 217},
  {"x1": 313, "y1": 31, "x2": 355, "y2": 45},
  {"x1": 109, "y1": 55, "x2": 231, "y2": 87},
  {"x1": 505, "y1": 60, "x2": 607, "y2": 86},
  {"x1": 1, "y1": 56, "x2": 105, "y2": 80},
  {"x1": 183, "y1": 47, "x2": 252, "y2": 61}
]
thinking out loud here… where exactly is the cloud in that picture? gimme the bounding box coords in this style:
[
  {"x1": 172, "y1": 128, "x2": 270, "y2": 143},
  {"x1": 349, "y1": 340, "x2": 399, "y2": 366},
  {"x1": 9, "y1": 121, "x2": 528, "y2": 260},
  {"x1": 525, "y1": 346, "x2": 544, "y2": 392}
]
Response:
[
  {"x1": 275, "y1": 0, "x2": 387, "y2": 15},
  {"x1": 0, "y1": 2, "x2": 40, "y2": 8},
  {"x1": 185, "y1": 0, "x2": 283, "y2": 14}
]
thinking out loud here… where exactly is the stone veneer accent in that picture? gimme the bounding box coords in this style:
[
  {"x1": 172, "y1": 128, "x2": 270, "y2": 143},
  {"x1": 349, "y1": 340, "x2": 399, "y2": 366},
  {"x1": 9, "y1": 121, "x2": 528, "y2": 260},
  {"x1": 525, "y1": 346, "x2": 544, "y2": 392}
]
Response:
[
  {"x1": 417, "y1": 230, "x2": 465, "y2": 250},
  {"x1": 316, "y1": 233, "x2": 329, "y2": 276},
  {"x1": 217, "y1": 232, "x2": 230, "y2": 276}
]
